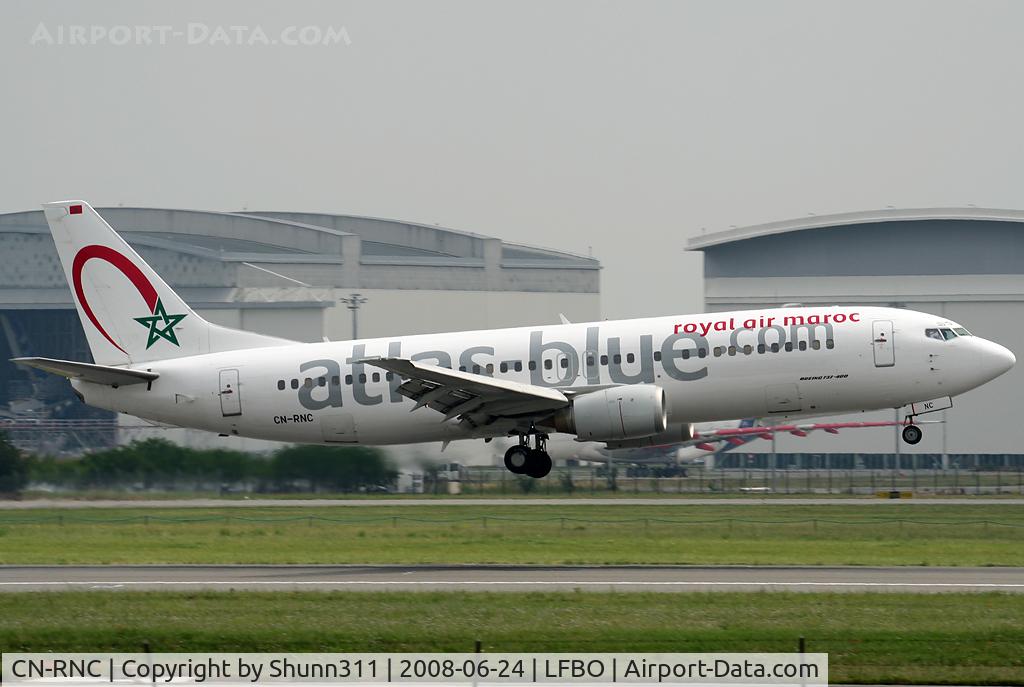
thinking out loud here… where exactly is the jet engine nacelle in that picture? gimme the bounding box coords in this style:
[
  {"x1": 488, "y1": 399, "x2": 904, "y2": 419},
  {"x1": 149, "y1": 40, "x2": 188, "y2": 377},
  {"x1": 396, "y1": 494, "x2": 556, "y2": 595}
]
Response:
[
  {"x1": 604, "y1": 422, "x2": 695, "y2": 450},
  {"x1": 553, "y1": 384, "x2": 668, "y2": 441}
]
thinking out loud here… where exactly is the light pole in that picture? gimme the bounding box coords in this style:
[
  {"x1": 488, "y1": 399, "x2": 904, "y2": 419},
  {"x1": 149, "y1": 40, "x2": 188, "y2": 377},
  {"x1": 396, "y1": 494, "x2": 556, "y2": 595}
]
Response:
[{"x1": 339, "y1": 293, "x2": 368, "y2": 340}]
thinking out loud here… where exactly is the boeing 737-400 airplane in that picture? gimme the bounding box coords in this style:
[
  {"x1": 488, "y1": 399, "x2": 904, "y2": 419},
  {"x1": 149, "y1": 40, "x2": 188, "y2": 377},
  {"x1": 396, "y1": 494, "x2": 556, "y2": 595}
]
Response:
[{"x1": 13, "y1": 201, "x2": 1016, "y2": 478}]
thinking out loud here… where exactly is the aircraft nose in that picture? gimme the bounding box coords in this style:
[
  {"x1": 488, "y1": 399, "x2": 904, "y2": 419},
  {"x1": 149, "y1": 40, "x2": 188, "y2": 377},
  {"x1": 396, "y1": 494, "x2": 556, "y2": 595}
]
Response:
[{"x1": 975, "y1": 339, "x2": 1015, "y2": 381}]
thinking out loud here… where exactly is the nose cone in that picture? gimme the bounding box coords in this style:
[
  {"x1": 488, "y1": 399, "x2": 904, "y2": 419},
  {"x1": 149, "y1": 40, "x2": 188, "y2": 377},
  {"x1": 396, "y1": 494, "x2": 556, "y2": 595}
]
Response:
[{"x1": 975, "y1": 339, "x2": 1016, "y2": 383}]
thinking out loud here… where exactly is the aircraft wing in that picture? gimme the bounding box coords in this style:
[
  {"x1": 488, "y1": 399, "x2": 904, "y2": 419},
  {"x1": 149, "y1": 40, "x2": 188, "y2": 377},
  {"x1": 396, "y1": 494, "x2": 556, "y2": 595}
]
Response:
[
  {"x1": 686, "y1": 420, "x2": 926, "y2": 451},
  {"x1": 361, "y1": 357, "x2": 569, "y2": 427},
  {"x1": 12, "y1": 357, "x2": 159, "y2": 386}
]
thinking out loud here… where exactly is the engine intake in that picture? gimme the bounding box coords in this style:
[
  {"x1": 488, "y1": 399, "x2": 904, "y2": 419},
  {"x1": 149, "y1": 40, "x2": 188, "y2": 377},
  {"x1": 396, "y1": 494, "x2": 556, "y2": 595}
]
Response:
[{"x1": 553, "y1": 384, "x2": 668, "y2": 441}]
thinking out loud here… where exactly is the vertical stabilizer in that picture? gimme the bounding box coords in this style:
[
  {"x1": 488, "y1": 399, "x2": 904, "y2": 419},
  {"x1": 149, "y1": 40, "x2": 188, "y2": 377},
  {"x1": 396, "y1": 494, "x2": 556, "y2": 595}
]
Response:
[{"x1": 43, "y1": 200, "x2": 291, "y2": 366}]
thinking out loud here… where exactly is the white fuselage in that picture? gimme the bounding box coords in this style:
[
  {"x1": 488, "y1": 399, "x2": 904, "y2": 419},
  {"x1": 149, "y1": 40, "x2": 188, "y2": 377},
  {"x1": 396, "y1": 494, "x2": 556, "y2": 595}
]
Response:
[{"x1": 73, "y1": 306, "x2": 1012, "y2": 446}]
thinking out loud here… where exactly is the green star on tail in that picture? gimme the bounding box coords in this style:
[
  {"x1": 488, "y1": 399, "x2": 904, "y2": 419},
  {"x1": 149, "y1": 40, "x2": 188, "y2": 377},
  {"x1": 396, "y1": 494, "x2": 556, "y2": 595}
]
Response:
[{"x1": 134, "y1": 298, "x2": 187, "y2": 349}]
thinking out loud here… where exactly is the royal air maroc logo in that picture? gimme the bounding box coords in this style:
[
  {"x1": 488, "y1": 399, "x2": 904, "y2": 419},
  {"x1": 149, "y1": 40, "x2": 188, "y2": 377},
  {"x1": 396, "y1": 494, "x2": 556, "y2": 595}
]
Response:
[
  {"x1": 72, "y1": 244, "x2": 187, "y2": 353},
  {"x1": 133, "y1": 298, "x2": 187, "y2": 348}
]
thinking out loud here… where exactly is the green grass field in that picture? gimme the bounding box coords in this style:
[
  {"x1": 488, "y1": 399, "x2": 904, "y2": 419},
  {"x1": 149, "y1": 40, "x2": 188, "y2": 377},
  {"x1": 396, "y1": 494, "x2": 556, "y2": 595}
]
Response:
[
  {"x1": 1, "y1": 504, "x2": 1023, "y2": 565},
  {"x1": 1, "y1": 591, "x2": 1021, "y2": 684}
]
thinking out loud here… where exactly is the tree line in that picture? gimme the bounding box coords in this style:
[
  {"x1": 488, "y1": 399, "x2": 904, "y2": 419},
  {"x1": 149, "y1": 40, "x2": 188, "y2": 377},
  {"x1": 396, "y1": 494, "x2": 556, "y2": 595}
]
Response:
[{"x1": 0, "y1": 433, "x2": 397, "y2": 494}]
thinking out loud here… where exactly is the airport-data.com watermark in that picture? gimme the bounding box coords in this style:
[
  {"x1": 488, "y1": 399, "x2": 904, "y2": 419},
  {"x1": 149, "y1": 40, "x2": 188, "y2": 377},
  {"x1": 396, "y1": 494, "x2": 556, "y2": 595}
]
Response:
[{"x1": 29, "y1": 22, "x2": 351, "y2": 47}]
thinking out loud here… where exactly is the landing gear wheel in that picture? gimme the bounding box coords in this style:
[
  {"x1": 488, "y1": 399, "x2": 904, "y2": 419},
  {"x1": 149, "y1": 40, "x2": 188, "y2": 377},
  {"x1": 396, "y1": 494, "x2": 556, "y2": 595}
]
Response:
[
  {"x1": 902, "y1": 424, "x2": 923, "y2": 445},
  {"x1": 525, "y1": 449, "x2": 552, "y2": 479},
  {"x1": 503, "y1": 445, "x2": 530, "y2": 474}
]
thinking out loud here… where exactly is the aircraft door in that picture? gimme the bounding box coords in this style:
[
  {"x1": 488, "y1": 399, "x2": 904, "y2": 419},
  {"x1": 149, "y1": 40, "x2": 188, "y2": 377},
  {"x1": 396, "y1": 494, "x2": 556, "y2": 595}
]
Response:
[
  {"x1": 219, "y1": 369, "x2": 242, "y2": 417},
  {"x1": 765, "y1": 383, "x2": 802, "y2": 413},
  {"x1": 872, "y1": 320, "x2": 895, "y2": 367},
  {"x1": 321, "y1": 413, "x2": 358, "y2": 442}
]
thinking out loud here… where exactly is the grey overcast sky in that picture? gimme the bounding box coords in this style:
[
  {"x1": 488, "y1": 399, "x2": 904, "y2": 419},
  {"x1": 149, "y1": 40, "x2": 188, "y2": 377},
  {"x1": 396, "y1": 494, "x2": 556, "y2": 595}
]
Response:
[{"x1": 2, "y1": 0, "x2": 1023, "y2": 319}]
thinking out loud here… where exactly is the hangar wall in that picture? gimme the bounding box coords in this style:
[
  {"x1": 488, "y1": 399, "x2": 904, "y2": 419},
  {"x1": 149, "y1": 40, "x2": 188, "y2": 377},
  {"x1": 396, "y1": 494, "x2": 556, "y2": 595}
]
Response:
[
  {"x1": 0, "y1": 207, "x2": 600, "y2": 454},
  {"x1": 689, "y1": 209, "x2": 1023, "y2": 457},
  {"x1": 321, "y1": 289, "x2": 599, "y2": 340}
]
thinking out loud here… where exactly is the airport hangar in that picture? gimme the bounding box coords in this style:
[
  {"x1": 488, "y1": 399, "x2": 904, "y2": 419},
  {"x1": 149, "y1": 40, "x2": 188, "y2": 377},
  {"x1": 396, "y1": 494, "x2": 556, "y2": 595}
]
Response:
[
  {"x1": 687, "y1": 207, "x2": 1023, "y2": 470},
  {"x1": 0, "y1": 207, "x2": 599, "y2": 452}
]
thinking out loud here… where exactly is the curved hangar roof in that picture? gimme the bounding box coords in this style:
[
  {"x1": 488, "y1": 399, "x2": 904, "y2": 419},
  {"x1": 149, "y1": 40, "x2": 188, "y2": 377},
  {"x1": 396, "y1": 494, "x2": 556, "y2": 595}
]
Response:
[
  {"x1": 0, "y1": 207, "x2": 598, "y2": 309},
  {"x1": 687, "y1": 207, "x2": 1024, "y2": 278}
]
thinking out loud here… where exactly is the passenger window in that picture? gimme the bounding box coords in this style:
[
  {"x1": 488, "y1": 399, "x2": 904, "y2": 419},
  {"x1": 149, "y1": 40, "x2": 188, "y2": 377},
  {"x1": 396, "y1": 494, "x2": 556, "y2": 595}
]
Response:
[
  {"x1": 332, "y1": 376, "x2": 340, "y2": 386},
  {"x1": 500, "y1": 362, "x2": 508, "y2": 373},
  {"x1": 798, "y1": 341, "x2": 807, "y2": 351},
  {"x1": 811, "y1": 340, "x2": 821, "y2": 350},
  {"x1": 653, "y1": 351, "x2": 662, "y2": 361},
  {"x1": 473, "y1": 365, "x2": 481, "y2": 374},
  {"x1": 372, "y1": 372, "x2": 380, "y2": 383},
  {"x1": 613, "y1": 354, "x2": 622, "y2": 364},
  {"x1": 825, "y1": 339, "x2": 834, "y2": 349},
  {"x1": 277, "y1": 380, "x2": 285, "y2": 390},
  {"x1": 681, "y1": 349, "x2": 690, "y2": 360},
  {"x1": 514, "y1": 361, "x2": 523, "y2": 372},
  {"x1": 757, "y1": 344, "x2": 766, "y2": 354},
  {"x1": 359, "y1": 373, "x2": 367, "y2": 383},
  {"x1": 626, "y1": 353, "x2": 635, "y2": 363},
  {"x1": 386, "y1": 372, "x2": 394, "y2": 381},
  {"x1": 600, "y1": 355, "x2": 608, "y2": 365},
  {"x1": 770, "y1": 343, "x2": 780, "y2": 353},
  {"x1": 318, "y1": 377, "x2": 326, "y2": 387},
  {"x1": 486, "y1": 363, "x2": 495, "y2": 374},
  {"x1": 529, "y1": 361, "x2": 537, "y2": 371},
  {"x1": 459, "y1": 366, "x2": 467, "y2": 372},
  {"x1": 345, "y1": 374, "x2": 353, "y2": 385},
  {"x1": 559, "y1": 358, "x2": 568, "y2": 369},
  {"x1": 544, "y1": 359, "x2": 553, "y2": 370},
  {"x1": 925, "y1": 328, "x2": 943, "y2": 341},
  {"x1": 743, "y1": 344, "x2": 752, "y2": 355},
  {"x1": 784, "y1": 342, "x2": 793, "y2": 352},
  {"x1": 728, "y1": 346, "x2": 737, "y2": 356},
  {"x1": 291, "y1": 379, "x2": 299, "y2": 389},
  {"x1": 698, "y1": 348, "x2": 707, "y2": 358},
  {"x1": 714, "y1": 346, "x2": 724, "y2": 357},
  {"x1": 304, "y1": 378, "x2": 313, "y2": 388}
]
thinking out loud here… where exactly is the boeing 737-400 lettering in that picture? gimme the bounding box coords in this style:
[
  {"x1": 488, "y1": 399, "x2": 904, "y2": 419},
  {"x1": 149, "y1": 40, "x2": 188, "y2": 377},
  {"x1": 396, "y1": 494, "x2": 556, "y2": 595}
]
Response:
[{"x1": 13, "y1": 201, "x2": 1016, "y2": 478}]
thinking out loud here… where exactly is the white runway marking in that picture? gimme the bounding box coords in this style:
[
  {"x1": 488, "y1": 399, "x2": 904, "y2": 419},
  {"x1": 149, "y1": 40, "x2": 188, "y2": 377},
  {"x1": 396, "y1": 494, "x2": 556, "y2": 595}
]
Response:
[
  {"x1": 4, "y1": 565, "x2": 1019, "y2": 593},
  {"x1": 2, "y1": 580, "x2": 1023, "y2": 589}
]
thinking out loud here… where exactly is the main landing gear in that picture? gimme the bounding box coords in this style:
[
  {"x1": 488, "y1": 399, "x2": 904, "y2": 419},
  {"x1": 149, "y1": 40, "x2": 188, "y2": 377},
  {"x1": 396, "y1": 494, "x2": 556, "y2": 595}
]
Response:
[
  {"x1": 503, "y1": 433, "x2": 552, "y2": 478},
  {"x1": 901, "y1": 418, "x2": 923, "y2": 445}
]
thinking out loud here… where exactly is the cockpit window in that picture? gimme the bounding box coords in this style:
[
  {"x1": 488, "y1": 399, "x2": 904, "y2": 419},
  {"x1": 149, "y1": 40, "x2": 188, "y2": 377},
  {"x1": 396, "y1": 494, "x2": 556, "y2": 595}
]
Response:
[{"x1": 928, "y1": 327, "x2": 971, "y2": 340}]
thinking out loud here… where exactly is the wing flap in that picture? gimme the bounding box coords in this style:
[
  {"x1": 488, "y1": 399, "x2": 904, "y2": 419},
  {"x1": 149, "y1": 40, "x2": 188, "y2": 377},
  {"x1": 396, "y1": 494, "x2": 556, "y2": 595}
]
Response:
[
  {"x1": 362, "y1": 357, "x2": 568, "y2": 425},
  {"x1": 12, "y1": 357, "x2": 159, "y2": 386}
]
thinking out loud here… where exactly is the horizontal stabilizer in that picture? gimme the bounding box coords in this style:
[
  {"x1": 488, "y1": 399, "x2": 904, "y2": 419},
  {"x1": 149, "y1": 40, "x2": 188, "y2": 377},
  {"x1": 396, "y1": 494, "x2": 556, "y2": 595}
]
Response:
[{"x1": 12, "y1": 357, "x2": 159, "y2": 386}]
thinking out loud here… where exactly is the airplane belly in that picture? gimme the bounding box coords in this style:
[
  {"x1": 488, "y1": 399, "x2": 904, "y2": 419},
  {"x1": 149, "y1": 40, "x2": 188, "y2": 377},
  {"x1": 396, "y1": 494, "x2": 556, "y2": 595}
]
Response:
[
  {"x1": 664, "y1": 377, "x2": 768, "y2": 424},
  {"x1": 343, "y1": 411, "x2": 462, "y2": 444},
  {"x1": 228, "y1": 399, "x2": 474, "y2": 445}
]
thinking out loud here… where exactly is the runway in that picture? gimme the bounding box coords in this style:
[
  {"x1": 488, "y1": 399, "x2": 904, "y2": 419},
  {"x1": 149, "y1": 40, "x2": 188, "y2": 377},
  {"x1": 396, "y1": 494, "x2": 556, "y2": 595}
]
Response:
[
  {"x1": 3, "y1": 497, "x2": 1024, "y2": 509},
  {"x1": 1, "y1": 564, "x2": 1021, "y2": 592}
]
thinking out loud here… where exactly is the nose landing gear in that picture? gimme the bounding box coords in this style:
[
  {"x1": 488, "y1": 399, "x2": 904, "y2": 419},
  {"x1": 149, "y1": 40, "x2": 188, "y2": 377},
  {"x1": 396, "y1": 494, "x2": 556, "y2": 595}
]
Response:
[
  {"x1": 901, "y1": 422, "x2": 923, "y2": 445},
  {"x1": 503, "y1": 432, "x2": 552, "y2": 478}
]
